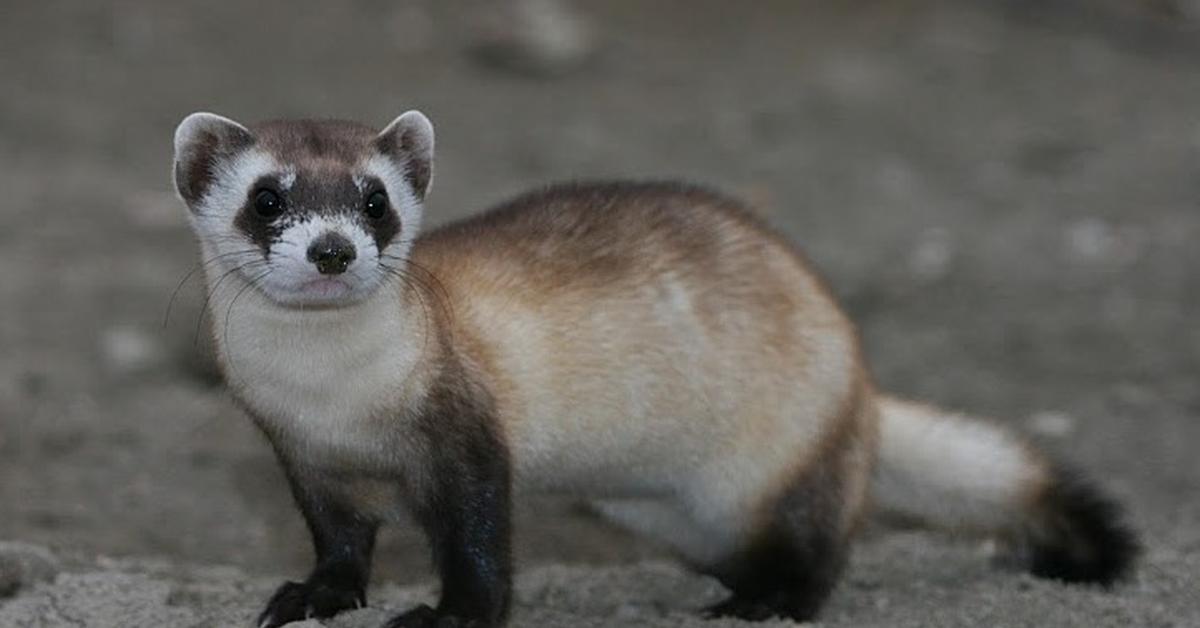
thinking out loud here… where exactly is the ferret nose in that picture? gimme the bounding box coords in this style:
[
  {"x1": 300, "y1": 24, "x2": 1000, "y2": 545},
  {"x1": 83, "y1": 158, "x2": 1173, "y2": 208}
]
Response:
[{"x1": 306, "y1": 232, "x2": 356, "y2": 275}]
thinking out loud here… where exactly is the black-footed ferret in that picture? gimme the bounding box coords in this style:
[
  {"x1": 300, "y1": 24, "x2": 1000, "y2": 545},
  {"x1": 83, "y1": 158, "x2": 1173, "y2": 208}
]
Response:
[{"x1": 172, "y1": 112, "x2": 1137, "y2": 628}]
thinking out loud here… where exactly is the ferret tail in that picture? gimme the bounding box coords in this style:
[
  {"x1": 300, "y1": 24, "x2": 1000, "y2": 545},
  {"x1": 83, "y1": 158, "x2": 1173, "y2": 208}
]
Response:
[{"x1": 871, "y1": 395, "x2": 1138, "y2": 585}]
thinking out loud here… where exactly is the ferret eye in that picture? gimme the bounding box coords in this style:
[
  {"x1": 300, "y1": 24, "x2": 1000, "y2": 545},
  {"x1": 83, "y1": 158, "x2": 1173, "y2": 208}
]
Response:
[
  {"x1": 364, "y1": 191, "x2": 389, "y2": 220},
  {"x1": 253, "y1": 189, "x2": 284, "y2": 219}
]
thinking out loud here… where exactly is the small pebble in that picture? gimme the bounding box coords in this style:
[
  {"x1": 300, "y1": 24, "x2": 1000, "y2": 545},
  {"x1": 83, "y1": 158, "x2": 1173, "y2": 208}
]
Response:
[
  {"x1": 472, "y1": 0, "x2": 595, "y2": 78},
  {"x1": 100, "y1": 325, "x2": 163, "y2": 374},
  {"x1": 1027, "y1": 411, "x2": 1076, "y2": 438},
  {"x1": 909, "y1": 227, "x2": 955, "y2": 282}
]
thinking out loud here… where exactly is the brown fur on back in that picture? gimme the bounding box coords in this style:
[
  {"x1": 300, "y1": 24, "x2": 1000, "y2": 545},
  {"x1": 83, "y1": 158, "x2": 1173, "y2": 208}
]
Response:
[{"x1": 412, "y1": 181, "x2": 871, "y2": 534}]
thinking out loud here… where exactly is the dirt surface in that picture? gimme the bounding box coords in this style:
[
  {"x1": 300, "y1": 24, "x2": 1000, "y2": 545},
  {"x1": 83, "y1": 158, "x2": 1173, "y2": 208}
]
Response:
[{"x1": 1, "y1": 0, "x2": 1198, "y2": 626}]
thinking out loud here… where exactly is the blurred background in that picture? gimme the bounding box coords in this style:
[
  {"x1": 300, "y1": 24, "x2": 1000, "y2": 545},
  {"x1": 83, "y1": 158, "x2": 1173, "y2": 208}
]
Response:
[{"x1": 1, "y1": 0, "x2": 1198, "y2": 625}]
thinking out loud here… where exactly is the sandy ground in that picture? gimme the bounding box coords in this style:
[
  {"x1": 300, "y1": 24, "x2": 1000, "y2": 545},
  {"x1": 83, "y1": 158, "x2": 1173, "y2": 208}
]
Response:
[{"x1": 1, "y1": 0, "x2": 1199, "y2": 626}]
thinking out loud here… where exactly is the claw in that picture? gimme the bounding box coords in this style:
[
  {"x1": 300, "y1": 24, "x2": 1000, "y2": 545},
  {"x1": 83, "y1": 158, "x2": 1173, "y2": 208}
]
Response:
[{"x1": 255, "y1": 579, "x2": 364, "y2": 627}]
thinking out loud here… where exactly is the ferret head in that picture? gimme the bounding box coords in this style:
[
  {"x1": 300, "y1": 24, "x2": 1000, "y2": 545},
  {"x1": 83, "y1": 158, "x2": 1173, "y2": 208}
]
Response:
[{"x1": 172, "y1": 112, "x2": 434, "y2": 308}]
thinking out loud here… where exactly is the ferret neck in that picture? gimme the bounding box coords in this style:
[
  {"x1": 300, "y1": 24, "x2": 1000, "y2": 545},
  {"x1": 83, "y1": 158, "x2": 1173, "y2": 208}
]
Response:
[{"x1": 207, "y1": 272, "x2": 441, "y2": 376}]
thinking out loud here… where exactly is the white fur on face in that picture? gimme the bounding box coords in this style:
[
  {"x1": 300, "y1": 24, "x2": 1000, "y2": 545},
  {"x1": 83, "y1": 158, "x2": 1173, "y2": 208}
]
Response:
[
  {"x1": 190, "y1": 147, "x2": 280, "y2": 289},
  {"x1": 187, "y1": 146, "x2": 425, "y2": 309},
  {"x1": 362, "y1": 153, "x2": 422, "y2": 263},
  {"x1": 257, "y1": 214, "x2": 385, "y2": 307},
  {"x1": 278, "y1": 167, "x2": 297, "y2": 191}
]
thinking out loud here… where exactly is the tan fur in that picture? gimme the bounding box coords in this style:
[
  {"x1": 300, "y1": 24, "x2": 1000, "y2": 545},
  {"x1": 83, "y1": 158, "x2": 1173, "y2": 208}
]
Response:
[
  {"x1": 403, "y1": 182, "x2": 872, "y2": 557},
  {"x1": 202, "y1": 171, "x2": 1059, "y2": 565}
]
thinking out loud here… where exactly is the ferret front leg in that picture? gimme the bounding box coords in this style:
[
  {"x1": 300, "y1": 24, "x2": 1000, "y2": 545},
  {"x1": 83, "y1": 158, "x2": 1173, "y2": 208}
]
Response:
[
  {"x1": 386, "y1": 464, "x2": 513, "y2": 627},
  {"x1": 386, "y1": 390, "x2": 514, "y2": 627},
  {"x1": 257, "y1": 471, "x2": 379, "y2": 628}
]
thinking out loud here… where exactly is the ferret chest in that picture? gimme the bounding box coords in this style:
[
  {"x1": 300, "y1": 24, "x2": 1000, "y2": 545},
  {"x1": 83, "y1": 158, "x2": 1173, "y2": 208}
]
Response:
[{"x1": 218, "y1": 296, "x2": 424, "y2": 471}]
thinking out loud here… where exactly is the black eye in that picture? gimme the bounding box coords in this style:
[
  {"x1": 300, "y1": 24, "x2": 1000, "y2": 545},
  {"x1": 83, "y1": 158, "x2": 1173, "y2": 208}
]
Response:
[
  {"x1": 253, "y1": 188, "x2": 284, "y2": 219},
  {"x1": 364, "y1": 191, "x2": 389, "y2": 220}
]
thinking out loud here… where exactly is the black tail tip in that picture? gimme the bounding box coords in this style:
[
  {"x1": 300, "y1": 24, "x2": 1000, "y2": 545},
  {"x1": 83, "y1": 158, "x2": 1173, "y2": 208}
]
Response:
[{"x1": 1025, "y1": 468, "x2": 1140, "y2": 586}]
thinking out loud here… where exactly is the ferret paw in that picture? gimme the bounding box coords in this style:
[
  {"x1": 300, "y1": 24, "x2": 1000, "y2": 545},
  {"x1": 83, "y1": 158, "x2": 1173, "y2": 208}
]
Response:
[
  {"x1": 382, "y1": 603, "x2": 489, "y2": 628},
  {"x1": 256, "y1": 579, "x2": 364, "y2": 628},
  {"x1": 705, "y1": 595, "x2": 779, "y2": 622},
  {"x1": 704, "y1": 593, "x2": 813, "y2": 623}
]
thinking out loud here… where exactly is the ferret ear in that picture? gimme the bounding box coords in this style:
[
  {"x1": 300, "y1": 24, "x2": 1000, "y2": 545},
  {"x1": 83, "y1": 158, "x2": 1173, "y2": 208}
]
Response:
[
  {"x1": 173, "y1": 112, "x2": 255, "y2": 207},
  {"x1": 374, "y1": 111, "x2": 435, "y2": 199}
]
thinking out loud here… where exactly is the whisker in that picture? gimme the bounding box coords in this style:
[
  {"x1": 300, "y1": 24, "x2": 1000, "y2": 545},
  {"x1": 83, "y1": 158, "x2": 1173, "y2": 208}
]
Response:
[
  {"x1": 194, "y1": 259, "x2": 269, "y2": 347},
  {"x1": 397, "y1": 264, "x2": 455, "y2": 347},
  {"x1": 380, "y1": 263, "x2": 435, "y2": 356},
  {"x1": 221, "y1": 267, "x2": 274, "y2": 385},
  {"x1": 380, "y1": 254, "x2": 456, "y2": 326},
  {"x1": 164, "y1": 249, "x2": 259, "y2": 328},
  {"x1": 376, "y1": 253, "x2": 456, "y2": 348}
]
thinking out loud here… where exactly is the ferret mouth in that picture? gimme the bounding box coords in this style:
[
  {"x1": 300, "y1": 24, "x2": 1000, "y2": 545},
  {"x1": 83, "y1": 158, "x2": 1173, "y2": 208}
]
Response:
[
  {"x1": 248, "y1": 259, "x2": 385, "y2": 309},
  {"x1": 297, "y1": 277, "x2": 352, "y2": 296},
  {"x1": 270, "y1": 277, "x2": 362, "y2": 308}
]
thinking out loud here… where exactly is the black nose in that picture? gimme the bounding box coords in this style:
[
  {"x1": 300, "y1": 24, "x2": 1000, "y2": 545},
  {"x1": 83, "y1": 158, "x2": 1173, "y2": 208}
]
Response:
[{"x1": 306, "y1": 232, "x2": 356, "y2": 275}]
